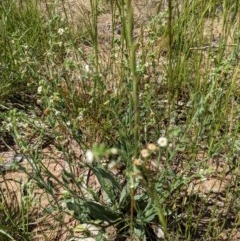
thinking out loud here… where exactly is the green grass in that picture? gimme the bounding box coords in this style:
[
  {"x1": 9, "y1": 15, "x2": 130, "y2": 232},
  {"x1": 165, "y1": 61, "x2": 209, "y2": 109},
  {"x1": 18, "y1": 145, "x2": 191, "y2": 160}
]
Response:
[{"x1": 0, "y1": 0, "x2": 240, "y2": 240}]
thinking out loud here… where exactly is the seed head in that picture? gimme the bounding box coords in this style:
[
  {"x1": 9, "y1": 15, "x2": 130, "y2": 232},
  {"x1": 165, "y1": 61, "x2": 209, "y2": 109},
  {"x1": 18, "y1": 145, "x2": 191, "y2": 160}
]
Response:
[
  {"x1": 147, "y1": 143, "x2": 158, "y2": 151},
  {"x1": 133, "y1": 158, "x2": 143, "y2": 166},
  {"x1": 140, "y1": 149, "x2": 150, "y2": 158}
]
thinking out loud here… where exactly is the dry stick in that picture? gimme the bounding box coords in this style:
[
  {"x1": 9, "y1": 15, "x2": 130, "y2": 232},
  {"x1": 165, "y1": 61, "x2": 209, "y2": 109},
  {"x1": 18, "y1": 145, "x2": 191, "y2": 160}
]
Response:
[{"x1": 190, "y1": 44, "x2": 237, "y2": 50}]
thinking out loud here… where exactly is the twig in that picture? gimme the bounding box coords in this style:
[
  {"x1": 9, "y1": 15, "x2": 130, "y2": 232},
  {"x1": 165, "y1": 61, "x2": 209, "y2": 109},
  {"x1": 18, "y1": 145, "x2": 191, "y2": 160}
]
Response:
[{"x1": 190, "y1": 44, "x2": 237, "y2": 51}]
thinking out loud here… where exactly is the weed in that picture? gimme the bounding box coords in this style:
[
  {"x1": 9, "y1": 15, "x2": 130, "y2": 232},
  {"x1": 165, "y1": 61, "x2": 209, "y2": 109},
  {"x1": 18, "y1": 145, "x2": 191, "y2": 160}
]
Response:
[{"x1": 0, "y1": 0, "x2": 240, "y2": 240}]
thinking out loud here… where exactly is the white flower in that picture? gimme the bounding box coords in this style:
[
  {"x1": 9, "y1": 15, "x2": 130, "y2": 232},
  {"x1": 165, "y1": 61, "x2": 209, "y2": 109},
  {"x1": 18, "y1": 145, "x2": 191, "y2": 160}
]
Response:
[
  {"x1": 108, "y1": 161, "x2": 117, "y2": 170},
  {"x1": 110, "y1": 147, "x2": 118, "y2": 155},
  {"x1": 85, "y1": 150, "x2": 94, "y2": 163},
  {"x1": 54, "y1": 109, "x2": 60, "y2": 116},
  {"x1": 36, "y1": 99, "x2": 42, "y2": 105},
  {"x1": 37, "y1": 86, "x2": 43, "y2": 94},
  {"x1": 5, "y1": 123, "x2": 13, "y2": 131},
  {"x1": 61, "y1": 202, "x2": 67, "y2": 209},
  {"x1": 22, "y1": 44, "x2": 28, "y2": 49},
  {"x1": 157, "y1": 137, "x2": 168, "y2": 147},
  {"x1": 57, "y1": 28, "x2": 64, "y2": 35},
  {"x1": 85, "y1": 64, "x2": 90, "y2": 72}
]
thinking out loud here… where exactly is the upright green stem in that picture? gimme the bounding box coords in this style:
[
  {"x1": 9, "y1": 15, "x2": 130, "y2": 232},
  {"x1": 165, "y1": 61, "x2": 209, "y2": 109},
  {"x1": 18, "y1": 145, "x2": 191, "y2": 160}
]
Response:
[
  {"x1": 168, "y1": 0, "x2": 173, "y2": 66},
  {"x1": 131, "y1": 43, "x2": 139, "y2": 152},
  {"x1": 90, "y1": 0, "x2": 99, "y2": 73},
  {"x1": 167, "y1": 0, "x2": 173, "y2": 128},
  {"x1": 118, "y1": 0, "x2": 139, "y2": 150},
  {"x1": 119, "y1": 1, "x2": 140, "y2": 239},
  {"x1": 126, "y1": 0, "x2": 139, "y2": 151}
]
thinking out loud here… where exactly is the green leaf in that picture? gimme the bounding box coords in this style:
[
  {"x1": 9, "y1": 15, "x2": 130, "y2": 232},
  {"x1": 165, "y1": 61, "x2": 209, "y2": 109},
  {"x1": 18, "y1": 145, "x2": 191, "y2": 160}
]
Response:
[
  {"x1": 62, "y1": 169, "x2": 74, "y2": 184},
  {"x1": 66, "y1": 198, "x2": 121, "y2": 223},
  {"x1": 168, "y1": 126, "x2": 182, "y2": 138},
  {"x1": 84, "y1": 201, "x2": 120, "y2": 222},
  {"x1": 134, "y1": 226, "x2": 146, "y2": 240},
  {"x1": 92, "y1": 143, "x2": 107, "y2": 158},
  {"x1": 0, "y1": 228, "x2": 15, "y2": 240},
  {"x1": 144, "y1": 208, "x2": 157, "y2": 222},
  {"x1": 119, "y1": 184, "x2": 130, "y2": 207},
  {"x1": 91, "y1": 165, "x2": 120, "y2": 203}
]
